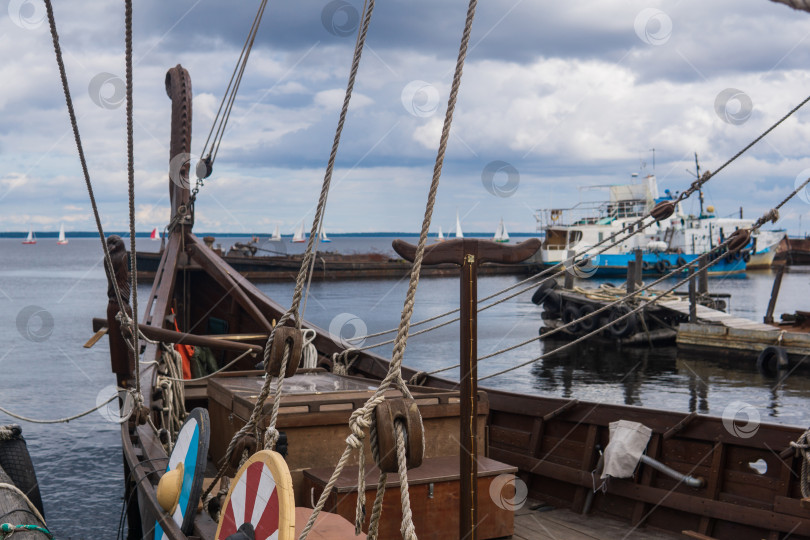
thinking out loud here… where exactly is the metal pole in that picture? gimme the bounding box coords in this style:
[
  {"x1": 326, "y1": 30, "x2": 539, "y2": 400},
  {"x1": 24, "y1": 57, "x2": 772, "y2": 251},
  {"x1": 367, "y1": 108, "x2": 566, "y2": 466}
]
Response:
[{"x1": 688, "y1": 265, "x2": 697, "y2": 323}]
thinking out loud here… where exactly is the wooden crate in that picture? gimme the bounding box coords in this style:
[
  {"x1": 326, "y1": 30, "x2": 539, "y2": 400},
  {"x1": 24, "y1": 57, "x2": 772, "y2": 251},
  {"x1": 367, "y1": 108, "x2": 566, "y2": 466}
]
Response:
[
  {"x1": 302, "y1": 456, "x2": 517, "y2": 539},
  {"x1": 207, "y1": 372, "x2": 489, "y2": 504}
]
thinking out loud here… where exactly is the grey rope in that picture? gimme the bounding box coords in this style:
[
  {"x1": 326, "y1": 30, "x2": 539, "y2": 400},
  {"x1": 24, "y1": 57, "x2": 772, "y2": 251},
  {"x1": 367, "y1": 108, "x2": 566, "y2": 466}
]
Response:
[
  {"x1": 125, "y1": 0, "x2": 140, "y2": 397},
  {"x1": 479, "y1": 178, "x2": 809, "y2": 381},
  {"x1": 301, "y1": 0, "x2": 479, "y2": 537},
  {"x1": 201, "y1": 0, "x2": 378, "y2": 506},
  {"x1": 0, "y1": 393, "x2": 133, "y2": 424},
  {"x1": 349, "y1": 90, "x2": 810, "y2": 347}
]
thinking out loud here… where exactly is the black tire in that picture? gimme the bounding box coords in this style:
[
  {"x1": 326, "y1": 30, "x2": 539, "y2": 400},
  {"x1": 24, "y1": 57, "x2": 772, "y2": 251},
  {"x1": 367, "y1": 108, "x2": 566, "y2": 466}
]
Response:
[
  {"x1": 531, "y1": 280, "x2": 559, "y2": 305},
  {"x1": 724, "y1": 253, "x2": 734, "y2": 264},
  {"x1": 733, "y1": 251, "x2": 742, "y2": 261},
  {"x1": 742, "y1": 250, "x2": 751, "y2": 263},
  {"x1": 607, "y1": 306, "x2": 637, "y2": 338},
  {"x1": 676, "y1": 255, "x2": 687, "y2": 267},
  {"x1": 655, "y1": 259, "x2": 671, "y2": 274},
  {"x1": 561, "y1": 303, "x2": 581, "y2": 333},
  {"x1": 641, "y1": 261, "x2": 651, "y2": 271},
  {"x1": 0, "y1": 426, "x2": 45, "y2": 518},
  {"x1": 757, "y1": 346, "x2": 789, "y2": 375},
  {"x1": 542, "y1": 291, "x2": 563, "y2": 316},
  {"x1": 578, "y1": 304, "x2": 596, "y2": 333}
]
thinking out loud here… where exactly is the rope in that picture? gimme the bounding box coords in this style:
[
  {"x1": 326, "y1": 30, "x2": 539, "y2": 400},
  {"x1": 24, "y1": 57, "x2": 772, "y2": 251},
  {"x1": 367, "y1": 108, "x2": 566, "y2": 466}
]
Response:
[
  {"x1": 0, "y1": 523, "x2": 52, "y2": 539},
  {"x1": 43, "y1": 1, "x2": 130, "y2": 329},
  {"x1": 395, "y1": 423, "x2": 417, "y2": 540},
  {"x1": 790, "y1": 429, "x2": 810, "y2": 497},
  {"x1": 771, "y1": 0, "x2": 810, "y2": 13},
  {"x1": 124, "y1": 0, "x2": 141, "y2": 398},
  {"x1": 302, "y1": 0, "x2": 479, "y2": 537},
  {"x1": 0, "y1": 393, "x2": 135, "y2": 424},
  {"x1": 347, "y1": 92, "x2": 810, "y2": 348},
  {"x1": 156, "y1": 349, "x2": 256, "y2": 382},
  {"x1": 0, "y1": 426, "x2": 17, "y2": 441},
  {"x1": 197, "y1": 0, "x2": 269, "y2": 185},
  {"x1": 0, "y1": 484, "x2": 46, "y2": 526},
  {"x1": 204, "y1": 0, "x2": 380, "y2": 507},
  {"x1": 302, "y1": 329, "x2": 318, "y2": 370}
]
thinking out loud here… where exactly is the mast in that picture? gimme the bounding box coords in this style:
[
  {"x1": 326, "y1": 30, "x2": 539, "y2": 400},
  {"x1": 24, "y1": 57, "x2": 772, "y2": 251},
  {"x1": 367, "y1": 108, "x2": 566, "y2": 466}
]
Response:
[{"x1": 694, "y1": 152, "x2": 704, "y2": 218}]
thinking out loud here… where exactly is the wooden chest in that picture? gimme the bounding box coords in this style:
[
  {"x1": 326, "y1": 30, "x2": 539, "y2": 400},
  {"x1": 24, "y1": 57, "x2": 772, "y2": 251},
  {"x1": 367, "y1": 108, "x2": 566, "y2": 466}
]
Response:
[
  {"x1": 207, "y1": 371, "x2": 489, "y2": 504},
  {"x1": 302, "y1": 456, "x2": 517, "y2": 540}
]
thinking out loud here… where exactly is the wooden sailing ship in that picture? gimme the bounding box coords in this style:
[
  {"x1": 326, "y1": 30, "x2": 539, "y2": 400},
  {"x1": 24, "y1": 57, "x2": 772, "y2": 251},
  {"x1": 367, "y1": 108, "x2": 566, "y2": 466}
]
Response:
[{"x1": 94, "y1": 64, "x2": 810, "y2": 540}]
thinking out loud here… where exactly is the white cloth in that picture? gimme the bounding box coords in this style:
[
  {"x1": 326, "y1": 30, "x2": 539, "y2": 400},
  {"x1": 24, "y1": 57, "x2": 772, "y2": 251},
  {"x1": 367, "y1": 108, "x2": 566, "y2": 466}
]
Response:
[{"x1": 601, "y1": 420, "x2": 652, "y2": 480}]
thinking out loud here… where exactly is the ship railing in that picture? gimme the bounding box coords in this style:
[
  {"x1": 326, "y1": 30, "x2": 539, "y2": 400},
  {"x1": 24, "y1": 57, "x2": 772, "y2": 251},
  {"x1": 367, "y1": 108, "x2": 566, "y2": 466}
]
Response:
[{"x1": 534, "y1": 198, "x2": 649, "y2": 228}]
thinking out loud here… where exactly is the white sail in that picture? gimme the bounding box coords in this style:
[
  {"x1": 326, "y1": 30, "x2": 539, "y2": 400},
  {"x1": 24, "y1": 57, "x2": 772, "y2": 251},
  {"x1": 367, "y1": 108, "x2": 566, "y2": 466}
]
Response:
[
  {"x1": 438, "y1": 226, "x2": 444, "y2": 240},
  {"x1": 455, "y1": 210, "x2": 463, "y2": 238},
  {"x1": 270, "y1": 225, "x2": 281, "y2": 241},
  {"x1": 291, "y1": 222, "x2": 306, "y2": 243},
  {"x1": 319, "y1": 227, "x2": 331, "y2": 242},
  {"x1": 57, "y1": 224, "x2": 68, "y2": 244},
  {"x1": 23, "y1": 229, "x2": 35, "y2": 244},
  {"x1": 494, "y1": 218, "x2": 509, "y2": 242}
]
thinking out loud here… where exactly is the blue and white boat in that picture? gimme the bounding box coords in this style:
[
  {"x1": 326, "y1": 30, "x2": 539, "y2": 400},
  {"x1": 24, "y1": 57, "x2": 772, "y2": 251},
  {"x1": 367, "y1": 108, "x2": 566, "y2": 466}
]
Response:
[{"x1": 534, "y1": 174, "x2": 775, "y2": 276}]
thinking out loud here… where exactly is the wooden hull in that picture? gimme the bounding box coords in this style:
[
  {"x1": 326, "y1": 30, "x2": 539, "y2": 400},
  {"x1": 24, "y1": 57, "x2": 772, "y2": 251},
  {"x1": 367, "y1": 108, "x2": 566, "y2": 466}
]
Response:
[
  {"x1": 119, "y1": 231, "x2": 810, "y2": 540},
  {"x1": 132, "y1": 250, "x2": 540, "y2": 282}
]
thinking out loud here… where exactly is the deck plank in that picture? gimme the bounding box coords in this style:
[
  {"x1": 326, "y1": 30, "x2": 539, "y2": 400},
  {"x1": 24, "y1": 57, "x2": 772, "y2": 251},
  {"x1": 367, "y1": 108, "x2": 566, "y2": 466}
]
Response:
[{"x1": 514, "y1": 502, "x2": 683, "y2": 540}]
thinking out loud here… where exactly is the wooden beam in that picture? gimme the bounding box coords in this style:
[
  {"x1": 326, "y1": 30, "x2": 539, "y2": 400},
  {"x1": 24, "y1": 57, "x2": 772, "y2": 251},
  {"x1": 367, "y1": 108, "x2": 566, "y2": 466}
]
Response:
[{"x1": 186, "y1": 235, "x2": 274, "y2": 333}]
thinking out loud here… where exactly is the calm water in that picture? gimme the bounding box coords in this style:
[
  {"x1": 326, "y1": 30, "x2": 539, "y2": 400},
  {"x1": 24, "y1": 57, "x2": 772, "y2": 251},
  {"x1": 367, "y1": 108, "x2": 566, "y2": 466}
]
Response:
[{"x1": 1, "y1": 236, "x2": 809, "y2": 538}]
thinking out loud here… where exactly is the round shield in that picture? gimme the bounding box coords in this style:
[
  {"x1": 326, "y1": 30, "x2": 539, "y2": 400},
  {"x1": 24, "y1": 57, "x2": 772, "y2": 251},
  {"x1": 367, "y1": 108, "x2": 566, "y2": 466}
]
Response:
[
  {"x1": 154, "y1": 408, "x2": 210, "y2": 539},
  {"x1": 215, "y1": 450, "x2": 295, "y2": 540}
]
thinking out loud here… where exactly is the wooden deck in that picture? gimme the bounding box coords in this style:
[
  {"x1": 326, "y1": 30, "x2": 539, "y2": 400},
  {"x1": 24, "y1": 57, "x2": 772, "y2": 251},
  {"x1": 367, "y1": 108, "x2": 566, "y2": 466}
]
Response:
[
  {"x1": 514, "y1": 502, "x2": 682, "y2": 540},
  {"x1": 658, "y1": 298, "x2": 776, "y2": 331}
]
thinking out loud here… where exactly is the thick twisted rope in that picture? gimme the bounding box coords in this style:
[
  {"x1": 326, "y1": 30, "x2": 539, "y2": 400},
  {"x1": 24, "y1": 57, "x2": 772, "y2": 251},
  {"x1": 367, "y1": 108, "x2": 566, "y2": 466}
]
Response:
[
  {"x1": 124, "y1": 0, "x2": 141, "y2": 397},
  {"x1": 771, "y1": 0, "x2": 810, "y2": 13},
  {"x1": 479, "y1": 178, "x2": 808, "y2": 381},
  {"x1": 301, "y1": 1, "x2": 479, "y2": 538},
  {"x1": 0, "y1": 392, "x2": 134, "y2": 424},
  {"x1": 202, "y1": 0, "x2": 379, "y2": 505},
  {"x1": 790, "y1": 429, "x2": 810, "y2": 497}
]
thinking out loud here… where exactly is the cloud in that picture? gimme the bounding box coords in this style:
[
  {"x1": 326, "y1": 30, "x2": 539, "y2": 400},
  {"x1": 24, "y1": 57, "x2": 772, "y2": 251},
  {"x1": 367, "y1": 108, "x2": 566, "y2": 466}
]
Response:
[{"x1": 1, "y1": 1, "x2": 810, "y2": 234}]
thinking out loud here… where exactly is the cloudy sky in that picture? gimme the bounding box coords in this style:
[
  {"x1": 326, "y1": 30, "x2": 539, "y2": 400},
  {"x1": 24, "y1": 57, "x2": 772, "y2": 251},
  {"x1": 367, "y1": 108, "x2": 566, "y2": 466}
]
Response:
[{"x1": 2, "y1": 0, "x2": 810, "y2": 235}]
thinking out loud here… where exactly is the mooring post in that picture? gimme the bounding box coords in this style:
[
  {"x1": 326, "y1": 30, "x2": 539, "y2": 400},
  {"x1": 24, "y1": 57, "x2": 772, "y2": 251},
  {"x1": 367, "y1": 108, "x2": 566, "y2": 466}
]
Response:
[
  {"x1": 698, "y1": 254, "x2": 708, "y2": 295},
  {"x1": 634, "y1": 248, "x2": 643, "y2": 285},
  {"x1": 688, "y1": 264, "x2": 697, "y2": 323},
  {"x1": 564, "y1": 249, "x2": 575, "y2": 289},
  {"x1": 392, "y1": 237, "x2": 541, "y2": 540},
  {"x1": 627, "y1": 261, "x2": 636, "y2": 295},
  {"x1": 764, "y1": 264, "x2": 786, "y2": 324}
]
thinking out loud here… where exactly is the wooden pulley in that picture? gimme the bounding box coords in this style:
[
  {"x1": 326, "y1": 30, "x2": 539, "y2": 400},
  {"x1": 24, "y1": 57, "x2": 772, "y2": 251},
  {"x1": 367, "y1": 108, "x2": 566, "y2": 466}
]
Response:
[
  {"x1": 374, "y1": 398, "x2": 424, "y2": 474},
  {"x1": 727, "y1": 228, "x2": 751, "y2": 252},
  {"x1": 228, "y1": 433, "x2": 258, "y2": 470},
  {"x1": 265, "y1": 326, "x2": 302, "y2": 378},
  {"x1": 650, "y1": 201, "x2": 675, "y2": 221}
]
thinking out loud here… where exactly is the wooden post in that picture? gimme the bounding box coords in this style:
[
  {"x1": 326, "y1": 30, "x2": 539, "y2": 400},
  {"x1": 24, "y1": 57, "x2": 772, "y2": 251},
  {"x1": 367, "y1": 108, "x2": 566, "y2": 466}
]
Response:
[
  {"x1": 634, "y1": 249, "x2": 643, "y2": 285},
  {"x1": 627, "y1": 261, "x2": 636, "y2": 295},
  {"x1": 764, "y1": 265, "x2": 786, "y2": 324},
  {"x1": 392, "y1": 237, "x2": 541, "y2": 540},
  {"x1": 698, "y1": 254, "x2": 708, "y2": 295},
  {"x1": 688, "y1": 264, "x2": 697, "y2": 323},
  {"x1": 564, "y1": 249, "x2": 575, "y2": 289}
]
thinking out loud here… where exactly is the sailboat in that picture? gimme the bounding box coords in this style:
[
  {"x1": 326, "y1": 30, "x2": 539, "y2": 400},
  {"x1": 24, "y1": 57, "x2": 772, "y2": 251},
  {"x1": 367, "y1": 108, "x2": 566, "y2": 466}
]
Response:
[
  {"x1": 57, "y1": 224, "x2": 68, "y2": 245},
  {"x1": 150, "y1": 227, "x2": 160, "y2": 241},
  {"x1": 319, "y1": 227, "x2": 331, "y2": 243},
  {"x1": 493, "y1": 218, "x2": 509, "y2": 243},
  {"x1": 291, "y1": 221, "x2": 306, "y2": 243},
  {"x1": 454, "y1": 210, "x2": 463, "y2": 238},
  {"x1": 22, "y1": 229, "x2": 36, "y2": 245},
  {"x1": 436, "y1": 226, "x2": 445, "y2": 242},
  {"x1": 269, "y1": 224, "x2": 281, "y2": 241}
]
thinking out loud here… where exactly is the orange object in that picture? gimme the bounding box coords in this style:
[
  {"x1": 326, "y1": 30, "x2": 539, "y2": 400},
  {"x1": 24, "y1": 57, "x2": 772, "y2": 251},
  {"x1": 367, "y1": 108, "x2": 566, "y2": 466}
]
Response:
[{"x1": 170, "y1": 308, "x2": 193, "y2": 379}]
